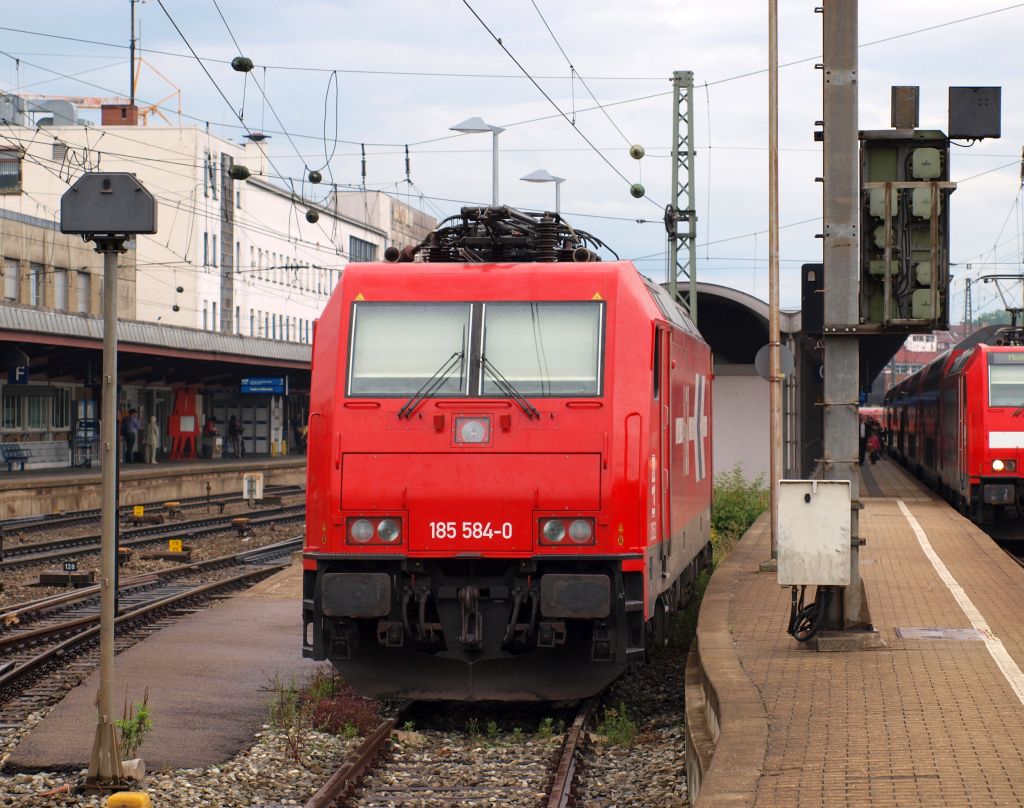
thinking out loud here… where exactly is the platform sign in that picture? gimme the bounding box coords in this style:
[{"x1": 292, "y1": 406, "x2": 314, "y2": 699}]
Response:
[
  {"x1": 168, "y1": 539, "x2": 183, "y2": 553},
  {"x1": 133, "y1": 505, "x2": 144, "y2": 518},
  {"x1": 241, "y1": 377, "x2": 285, "y2": 394},
  {"x1": 63, "y1": 560, "x2": 78, "y2": 572},
  {"x1": 7, "y1": 367, "x2": 27, "y2": 384}
]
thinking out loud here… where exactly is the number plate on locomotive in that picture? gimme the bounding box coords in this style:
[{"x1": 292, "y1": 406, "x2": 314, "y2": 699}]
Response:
[{"x1": 429, "y1": 521, "x2": 513, "y2": 540}]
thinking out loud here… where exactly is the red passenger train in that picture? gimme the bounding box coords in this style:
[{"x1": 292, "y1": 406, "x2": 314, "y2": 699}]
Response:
[
  {"x1": 884, "y1": 324, "x2": 1024, "y2": 523},
  {"x1": 302, "y1": 207, "x2": 714, "y2": 700}
]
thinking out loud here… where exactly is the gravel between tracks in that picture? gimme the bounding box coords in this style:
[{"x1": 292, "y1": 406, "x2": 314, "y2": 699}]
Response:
[
  {"x1": 579, "y1": 616, "x2": 691, "y2": 808},
  {"x1": 0, "y1": 729, "x2": 359, "y2": 807}
]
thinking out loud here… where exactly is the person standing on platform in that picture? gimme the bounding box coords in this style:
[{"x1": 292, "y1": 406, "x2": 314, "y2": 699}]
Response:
[
  {"x1": 122, "y1": 409, "x2": 140, "y2": 463},
  {"x1": 227, "y1": 415, "x2": 242, "y2": 459},
  {"x1": 143, "y1": 415, "x2": 160, "y2": 464}
]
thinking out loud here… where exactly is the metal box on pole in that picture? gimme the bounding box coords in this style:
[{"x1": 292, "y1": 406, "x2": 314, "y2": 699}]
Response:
[{"x1": 777, "y1": 480, "x2": 851, "y2": 587}]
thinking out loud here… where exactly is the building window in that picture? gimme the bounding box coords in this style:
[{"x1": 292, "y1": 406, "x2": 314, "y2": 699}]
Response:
[
  {"x1": 203, "y1": 232, "x2": 209, "y2": 267},
  {"x1": 29, "y1": 263, "x2": 43, "y2": 306},
  {"x1": 264, "y1": 313, "x2": 269, "y2": 337},
  {"x1": 249, "y1": 245, "x2": 255, "y2": 274},
  {"x1": 235, "y1": 241, "x2": 240, "y2": 273},
  {"x1": 349, "y1": 236, "x2": 377, "y2": 263},
  {"x1": 203, "y1": 302, "x2": 208, "y2": 330},
  {"x1": 26, "y1": 396, "x2": 46, "y2": 429},
  {"x1": 211, "y1": 235, "x2": 218, "y2": 267},
  {"x1": 236, "y1": 189, "x2": 241, "y2": 209},
  {"x1": 3, "y1": 257, "x2": 18, "y2": 301},
  {"x1": 0, "y1": 148, "x2": 22, "y2": 194},
  {"x1": 203, "y1": 149, "x2": 211, "y2": 198},
  {"x1": 76, "y1": 271, "x2": 91, "y2": 313},
  {"x1": 212, "y1": 301, "x2": 218, "y2": 332},
  {"x1": 2, "y1": 395, "x2": 23, "y2": 429},
  {"x1": 235, "y1": 305, "x2": 240, "y2": 334},
  {"x1": 54, "y1": 269, "x2": 68, "y2": 310},
  {"x1": 250, "y1": 309, "x2": 255, "y2": 336},
  {"x1": 52, "y1": 387, "x2": 71, "y2": 430}
]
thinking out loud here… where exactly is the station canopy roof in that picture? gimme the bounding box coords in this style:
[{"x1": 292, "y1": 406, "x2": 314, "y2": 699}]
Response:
[{"x1": 0, "y1": 305, "x2": 310, "y2": 389}]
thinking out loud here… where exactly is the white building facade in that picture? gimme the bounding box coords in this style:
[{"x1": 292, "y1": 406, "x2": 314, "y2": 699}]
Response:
[{"x1": 0, "y1": 113, "x2": 391, "y2": 341}]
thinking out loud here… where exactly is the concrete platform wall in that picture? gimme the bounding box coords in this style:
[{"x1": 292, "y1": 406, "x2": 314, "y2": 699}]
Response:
[{"x1": 0, "y1": 459, "x2": 306, "y2": 518}]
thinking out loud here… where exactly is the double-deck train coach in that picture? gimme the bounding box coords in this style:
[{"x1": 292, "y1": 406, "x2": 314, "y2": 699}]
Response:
[
  {"x1": 301, "y1": 207, "x2": 714, "y2": 700},
  {"x1": 885, "y1": 324, "x2": 1024, "y2": 523}
]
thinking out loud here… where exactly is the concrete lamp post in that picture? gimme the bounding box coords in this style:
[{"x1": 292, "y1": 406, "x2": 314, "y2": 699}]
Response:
[
  {"x1": 520, "y1": 169, "x2": 565, "y2": 215},
  {"x1": 450, "y1": 116, "x2": 505, "y2": 206}
]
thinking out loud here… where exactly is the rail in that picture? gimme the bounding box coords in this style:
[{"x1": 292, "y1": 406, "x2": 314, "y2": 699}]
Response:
[
  {"x1": 0, "y1": 537, "x2": 302, "y2": 692},
  {"x1": 0, "y1": 504, "x2": 304, "y2": 570}
]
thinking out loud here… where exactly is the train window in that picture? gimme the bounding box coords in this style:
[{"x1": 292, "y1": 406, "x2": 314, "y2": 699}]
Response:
[
  {"x1": 348, "y1": 302, "x2": 470, "y2": 396},
  {"x1": 481, "y1": 302, "x2": 603, "y2": 396},
  {"x1": 988, "y1": 357, "x2": 1024, "y2": 407}
]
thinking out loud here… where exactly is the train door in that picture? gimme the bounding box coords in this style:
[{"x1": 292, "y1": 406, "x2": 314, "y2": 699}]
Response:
[
  {"x1": 656, "y1": 325, "x2": 671, "y2": 580},
  {"x1": 958, "y1": 375, "x2": 968, "y2": 497}
]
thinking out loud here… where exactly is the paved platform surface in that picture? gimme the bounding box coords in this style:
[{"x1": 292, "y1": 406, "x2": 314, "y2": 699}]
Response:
[
  {"x1": 692, "y1": 458, "x2": 1024, "y2": 807},
  {"x1": 8, "y1": 559, "x2": 319, "y2": 772}
]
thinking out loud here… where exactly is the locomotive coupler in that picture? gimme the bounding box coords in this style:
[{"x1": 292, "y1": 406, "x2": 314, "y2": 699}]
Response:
[{"x1": 459, "y1": 585, "x2": 483, "y2": 650}]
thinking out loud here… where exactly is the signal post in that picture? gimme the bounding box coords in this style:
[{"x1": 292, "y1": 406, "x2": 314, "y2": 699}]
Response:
[{"x1": 61, "y1": 173, "x2": 157, "y2": 785}]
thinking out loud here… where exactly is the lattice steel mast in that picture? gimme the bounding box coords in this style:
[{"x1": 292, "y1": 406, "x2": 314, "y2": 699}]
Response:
[{"x1": 667, "y1": 70, "x2": 698, "y2": 325}]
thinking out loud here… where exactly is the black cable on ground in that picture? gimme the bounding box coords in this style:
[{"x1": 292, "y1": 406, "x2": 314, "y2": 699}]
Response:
[{"x1": 788, "y1": 585, "x2": 829, "y2": 642}]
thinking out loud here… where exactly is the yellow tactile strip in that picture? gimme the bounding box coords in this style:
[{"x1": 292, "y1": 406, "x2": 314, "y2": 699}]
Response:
[{"x1": 693, "y1": 460, "x2": 1024, "y2": 808}]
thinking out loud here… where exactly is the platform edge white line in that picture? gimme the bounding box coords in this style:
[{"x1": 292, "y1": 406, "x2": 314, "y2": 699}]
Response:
[{"x1": 897, "y1": 498, "x2": 1024, "y2": 707}]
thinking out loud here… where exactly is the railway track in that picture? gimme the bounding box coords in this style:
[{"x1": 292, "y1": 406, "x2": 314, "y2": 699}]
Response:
[
  {"x1": 303, "y1": 698, "x2": 598, "y2": 808},
  {"x1": 0, "y1": 485, "x2": 305, "y2": 538},
  {"x1": 0, "y1": 503, "x2": 304, "y2": 570},
  {"x1": 0, "y1": 537, "x2": 302, "y2": 749}
]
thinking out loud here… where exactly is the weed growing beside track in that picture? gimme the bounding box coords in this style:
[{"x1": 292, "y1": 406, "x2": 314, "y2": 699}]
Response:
[{"x1": 711, "y1": 465, "x2": 769, "y2": 565}]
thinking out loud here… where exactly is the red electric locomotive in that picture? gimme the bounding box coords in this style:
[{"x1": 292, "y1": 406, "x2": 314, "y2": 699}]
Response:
[
  {"x1": 302, "y1": 207, "x2": 714, "y2": 700},
  {"x1": 884, "y1": 324, "x2": 1024, "y2": 522}
]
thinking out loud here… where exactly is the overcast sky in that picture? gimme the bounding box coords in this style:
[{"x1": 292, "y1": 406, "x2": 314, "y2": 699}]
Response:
[{"x1": 1, "y1": 1, "x2": 1021, "y2": 316}]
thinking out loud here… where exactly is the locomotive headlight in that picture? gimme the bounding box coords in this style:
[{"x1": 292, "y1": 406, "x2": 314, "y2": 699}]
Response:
[
  {"x1": 542, "y1": 519, "x2": 566, "y2": 543},
  {"x1": 349, "y1": 518, "x2": 374, "y2": 543},
  {"x1": 377, "y1": 518, "x2": 401, "y2": 542},
  {"x1": 993, "y1": 459, "x2": 1006, "y2": 472},
  {"x1": 568, "y1": 519, "x2": 594, "y2": 543}
]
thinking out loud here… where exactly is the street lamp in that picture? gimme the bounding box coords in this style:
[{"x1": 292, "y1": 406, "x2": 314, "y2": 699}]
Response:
[
  {"x1": 520, "y1": 169, "x2": 565, "y2": 215},
  {"x1": 450, "y1": 116, "x2": 505, "y2": 206}
]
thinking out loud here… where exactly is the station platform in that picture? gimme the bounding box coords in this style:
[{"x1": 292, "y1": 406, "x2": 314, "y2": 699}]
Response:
[
  {"x1": 6, "y1": 557, "x2": 317, "y2": 772},
  {"x1": 0, "y1": 455, "x2": 306, "y2": 519},
  {"x1": 686, "y1": 459, "x2": 1024, "y2": 807}
]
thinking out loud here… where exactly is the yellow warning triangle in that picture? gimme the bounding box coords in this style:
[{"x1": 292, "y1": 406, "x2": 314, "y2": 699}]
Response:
[
  {"x1": 592, "y1": 292, "x2": 603, "y2": 300},
  {"x1": 354, "y1": 293, "x2": 365, "y2": 301}
]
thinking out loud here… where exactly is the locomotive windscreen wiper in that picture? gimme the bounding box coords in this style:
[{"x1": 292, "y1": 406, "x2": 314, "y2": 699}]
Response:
[
  {"x1": 397, "y1": 351, "x2": 464, "y2": 419},
  {"x1": 480, "y1": 355, "x2": 540, "y2": 419}
]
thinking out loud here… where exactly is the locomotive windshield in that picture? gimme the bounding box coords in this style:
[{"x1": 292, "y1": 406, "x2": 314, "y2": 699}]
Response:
[
  {"x1": 481, "y1": 302, "x2": 603, "y2": 396},
  {"x1": 989, "y1": 354, "x2": 1024, "y2": 407},
  {"x1": 348, "y1": 302, "x2": 469, "y2": 395},
  {"x1": 348, "y1": 300, "x2": 604, "y2": 398}
]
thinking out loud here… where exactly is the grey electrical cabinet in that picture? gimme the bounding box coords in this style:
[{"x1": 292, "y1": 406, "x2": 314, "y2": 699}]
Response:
[
  {"x1": 948, "y1": 87, "x2": 1001, "y2": 140},
  {"x1": 777, "y1": 480, "x2": 851, "y2": 587}
]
